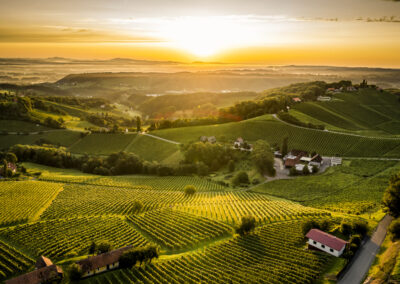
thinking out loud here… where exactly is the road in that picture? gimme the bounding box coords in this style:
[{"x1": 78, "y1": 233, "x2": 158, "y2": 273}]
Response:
[
  {"x1": 272, "y1": 114, "x2": 400, "y2": 140},
  {"x1": 338, "y1": 215, "x2": 393, "y2": 284},
  {"x1": 141, "y1": 132, "x2": 181, "y2": 145}
]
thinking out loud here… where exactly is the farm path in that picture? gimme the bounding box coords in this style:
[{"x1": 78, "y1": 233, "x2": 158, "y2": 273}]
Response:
[
  {"x1": 141, "y1": 132, "x2": 181, "y2": 145},
  {"x1": 338, "y1": 214, "x2": 393, "y2": 284},
  {"x1": 272, "y1": 114, "x2": 400, "y2": 140},
  {"x1": 4, "y1": 129, "x2": 68, "y2": 135}
]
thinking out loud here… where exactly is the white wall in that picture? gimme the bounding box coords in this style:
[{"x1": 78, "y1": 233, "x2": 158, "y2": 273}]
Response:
[{"x1": 308, "y1": 239, "x2": 345, "y2": 257}]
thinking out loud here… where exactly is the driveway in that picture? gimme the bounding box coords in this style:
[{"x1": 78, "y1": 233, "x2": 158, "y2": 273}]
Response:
[{"x1": 338, "y1": 215, "x2": 393, "y2": 284}]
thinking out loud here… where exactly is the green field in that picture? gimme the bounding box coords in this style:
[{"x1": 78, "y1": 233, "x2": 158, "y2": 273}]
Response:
[
  {"x1": 68, "y1": 133, "x2": 134, "y2": 155},
  {"x1": 0, "y1": 120, "x2": 50, "y2": 132},
  {"x1": 0, "y1": 130, "x2": 81, "y2": 150}
]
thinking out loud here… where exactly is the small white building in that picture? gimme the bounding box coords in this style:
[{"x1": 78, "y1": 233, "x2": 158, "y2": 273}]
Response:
[
  {"x1": 306, "y1": 229, "x2": 347, "y2": 257},
  {"x1": 331, "y1": 157, "x2": 342, "y2": 166}
]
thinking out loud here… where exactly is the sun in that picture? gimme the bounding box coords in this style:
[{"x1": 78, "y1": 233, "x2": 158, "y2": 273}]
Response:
[{"x1": 159, "y1": 16, "x2": 258, "y2": 58}]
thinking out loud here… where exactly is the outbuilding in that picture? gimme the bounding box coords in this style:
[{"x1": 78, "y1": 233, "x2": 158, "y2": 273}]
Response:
[{"x1": 306, "y1": 229, "x2": 347, "y2": 257}]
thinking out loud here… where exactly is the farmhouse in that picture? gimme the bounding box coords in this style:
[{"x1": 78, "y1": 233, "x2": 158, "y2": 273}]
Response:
[
  {"x1": 309, "y1": 154, "x2": 323, "y2": 168},
  {"x1": 77, "y1": 245, "x2": 133, "y2": 278},
  {"x1": 306, "y1": 229, "x2": 348, "y2": 257},
  {"x1": 233, "y1": 137, "x2": 253, "y2": 151},
  {"x1": 292, "y1": 97, "x2": 302, "y2": 103},
  {"x1": 200, "y1": 136, "x2": 217, "y2": 144},
  {"x1": 0, "y1": 162, "x2": 17, "y2": 176},
  {"x1": 284, "y1": 150, "x2": 308, "y2": 168},
  {"x1": 6, "y1": 256, "x2": 63, "y2": 284}
]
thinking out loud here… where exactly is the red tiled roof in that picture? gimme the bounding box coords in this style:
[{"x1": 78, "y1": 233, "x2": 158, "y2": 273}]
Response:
[
  {"x1": 77, "y1": 245, "x2": 133, "y2": 273},
  {"x1": 5, "y1": 265, "x2": 63, "y2": 284},
  {"x1": 306, "y1": 229, "x2": 347, "y2": 251}
]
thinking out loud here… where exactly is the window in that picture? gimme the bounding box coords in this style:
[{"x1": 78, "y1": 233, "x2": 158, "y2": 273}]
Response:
[
  {"x1": 313, "y1": 241, "x2": 317, "y2": 245},
  {"x1": 330, "y1": 249, "x2": 334, "y2": 252},
  {"x1": 321, "y1": 245, "x2": 325, "y2": 248}
]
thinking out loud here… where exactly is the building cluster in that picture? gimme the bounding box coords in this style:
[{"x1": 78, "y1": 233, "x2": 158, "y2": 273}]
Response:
[
  {"x1": 200, "y1": 136, "x2": 217, "y2": 144},
  {"x1": 276, "y1": 149, "x2": 323, "y2": 173},
  {"x1": 6, "y1": 246, "x2": 134, "y2": 284},
  {"x1": 233, "y1": 137, "x2": 253, "y2": 152},
  {"x1": 6, "y1": 256, "x2": 64, "y2": 284}
]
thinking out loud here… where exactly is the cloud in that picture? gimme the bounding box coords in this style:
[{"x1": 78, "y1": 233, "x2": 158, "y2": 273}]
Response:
[{"x1": 356, "y1": 16, "x2": 400, "y2": 23}]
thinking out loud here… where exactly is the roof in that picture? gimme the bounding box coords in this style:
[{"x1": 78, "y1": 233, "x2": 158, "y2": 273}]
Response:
[
  {"x1": 306, "y1": 229, "x2": 348, "y2": 251},
  {"x1": 311, "y1": 154, "x2": 323, "y2": 163},
  {"x1": 290, "y1": 149, "x2": 308, "y2": 157},
  {"x1": 5, "y1": 265, "x2": 63, "y2": 284},
  {"x1": 35, "y1": 256, "x2": 53, "y2": 269},
  {"x1": 77, "y1": 245, "x2": 132, "y2": 273},
  {"x1": 284, "y1": 158, "x2": 299, "y2": 167},
  {"x1": 292, "y1": 97, "x2": 302, "y2": 102}
]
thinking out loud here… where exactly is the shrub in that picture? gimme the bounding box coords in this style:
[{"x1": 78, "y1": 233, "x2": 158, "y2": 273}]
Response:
[
  {"x1": 96, "y1": 240, "x2": 113, "y2": 254},
  {"x1": 389, "y1": 219, "x2": 400, "y2": 241},
  {"x1": 184, "y1": 185, "x2": 196, "y2": 196},
  {"x1": 236, "y1": 216, "x2": 256, "y2": 236},
  {"x1": 68, "y1": 263, "x2": 82, "y2": 282},
  {"x1": 232, "y1": 171, "x2": 250, "y2": 186}
]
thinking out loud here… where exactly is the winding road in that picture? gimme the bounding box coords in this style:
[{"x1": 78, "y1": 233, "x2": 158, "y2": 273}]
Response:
[{"x1": 338, "y1": 215, "x2": 393, "y2": 284}]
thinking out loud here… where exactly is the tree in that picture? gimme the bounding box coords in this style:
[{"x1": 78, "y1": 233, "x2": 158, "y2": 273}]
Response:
[
  {"x1": 236, "y1": 216, "x2": 256, "y2": 236},
  {"x1": 352, "y1": 220, "x2": 368, "y2": 237},
  {"x1": 232, "y1": 171, "x2": 250, "y2": 186},
  {"x1": 281, "y1": 137, "x2": 288, "y2": 157},
  {"x1": 184, "y1": 185, "x2": 196, "y2": 196},
  {"x1": 96, "y1": 241, "x2": 113, "y2": 254},
  {"x1": 289, "y1": 167, "x2": 297, "y2": 176},
  {"x1": 389, "y1": 219, "x2": 400, "y2": 241},
  {"x1": 302, "y1": 219, "x2": 320, "y2": 235},
  {"x1": 133, "y1": 200, "x2": 143, "y2": 213},
  {"x1": 251, "y1": 140, "x2": 275, "y2": 176},
  {"x1": 383, "y1": 173, "x2": 400, "y2": 217},
  {"x1": 5, "y1": 152, "x2": 17, "y2": 163},
  {"x1": 312, "y1": 165, "x2": 319, "y2": 174},
  {"x1": 88, "y1": 241, "x2": 96, "y2": 255},
  {"x1": 68, "y1": 263, "x2": 82, "y2": 282},
  {"x1": 228, "y1": 160, "x2": 235, "y2": 172},
  {"x1": 340, "y1": 221, "x2": 352, "y2": 236},
  {"x1": 302, "y1": 165, "x2": 310, "y2": 175},
  {"x1": 136, "y1": 116, "x2": 142, "y2": 132}
]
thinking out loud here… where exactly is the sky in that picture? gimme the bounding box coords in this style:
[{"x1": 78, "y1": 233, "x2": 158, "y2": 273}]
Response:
[{"x1": 0, "y1": 0, "x2": 400, "y2": 67}]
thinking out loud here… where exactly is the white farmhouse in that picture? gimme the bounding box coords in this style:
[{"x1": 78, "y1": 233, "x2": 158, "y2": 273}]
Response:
[
  {"x1": 331, "y1": 157, "x2": 342, "y2": 166},
  {"x1": 306, "y1": 229, "x2": 347, "y2": 257}
]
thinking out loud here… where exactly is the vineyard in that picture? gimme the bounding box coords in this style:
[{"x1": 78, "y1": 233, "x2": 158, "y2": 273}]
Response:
[
  {"x1": 0, "y1": 181, "x2": 63, "y2": 226},
  {"x1": 0, "y1": 239, "x2": 33, "y2": 281},
  {"x1": 151, "y1": 114, "x2": 400, "y2": 158},
  {"x1": 81, "y1": 221, "x2": 332, "y2": 284},
  {"x1": 128, "y1": 209, "x2": 232, "y2": 250},
  {"x1": 252, "y1": 160, "x2": 400, "y2": 214},
  {"x1": 0, "y1": 216, "x2": 148, "y2": 260},
  {"x1": 29, "y1": 162, "x2": 227, "y2": 192},
  {"x1": 39, "y1": 183, "x2": 323, "y2": 225}
]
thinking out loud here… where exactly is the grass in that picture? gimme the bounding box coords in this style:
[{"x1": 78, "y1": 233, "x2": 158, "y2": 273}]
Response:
[
  {"x1": 0, "y1": 120, "x2": 50, "y2": 132},
  {"x1": 0, "y1": 130, "x2": 81, "y2": 149},
  {"x1": 68, "y1": 133, "x2": 134, "y2": 155},
  {"x1": 125, "y1": 134, "x2": 181, "y2": 163}
]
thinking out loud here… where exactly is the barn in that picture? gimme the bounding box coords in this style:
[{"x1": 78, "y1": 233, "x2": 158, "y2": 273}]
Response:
[{"x1": 306, "y1": 229, "x2": 348, "y2": 257}]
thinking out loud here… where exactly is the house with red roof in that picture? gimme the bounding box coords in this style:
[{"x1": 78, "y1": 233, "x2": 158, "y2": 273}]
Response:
[{"x1": 306, "y1": 229, "x2": 348, "y2": 257}]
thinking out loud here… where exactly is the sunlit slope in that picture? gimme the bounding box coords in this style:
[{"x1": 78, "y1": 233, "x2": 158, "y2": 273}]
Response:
[
  {"x1": 291, "y1": 89, "x2": 400, "y2": 135},
  {"x1": 152, "y1": 115, "x2": 400, "y2": 157}
]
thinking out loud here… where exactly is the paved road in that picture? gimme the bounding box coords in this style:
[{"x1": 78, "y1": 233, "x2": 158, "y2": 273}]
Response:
[
  {"x1": 338, "y1": 215, "x2": 393, "y2": 284},
  {"x1": 272, "y1": 114, "x2": 400, "y2": 140}
]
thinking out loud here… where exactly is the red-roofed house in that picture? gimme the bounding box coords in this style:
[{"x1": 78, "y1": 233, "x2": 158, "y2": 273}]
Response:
[{"x1": 306, "y1": 229, "x2": 348, "y2": 257}]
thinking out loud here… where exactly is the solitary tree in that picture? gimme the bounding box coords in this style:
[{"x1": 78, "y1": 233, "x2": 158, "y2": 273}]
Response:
[
  {"x1": 184, "y1": 185, "x2": 196, "y2": 196},
  {"x1": 88, "y1": 241, "x2": 96, "y2": 255},
  {"x1": 136, "y1": 116, "x2": 142, "y2": 132},
  {"x1": 133, "y1": 200, "x2": 143, "y2": 213},
  {"x1": 236, "y1": 216, "x2": 256, "y2": 236},
  {"x1": 232, "y1": 171, "x2": 250, "y2": 187}
]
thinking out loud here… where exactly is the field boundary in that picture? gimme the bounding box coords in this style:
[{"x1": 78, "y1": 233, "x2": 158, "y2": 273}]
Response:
[
  {"x1": 30, "y1": 184, "x2": 65, "y2": 222},
  {"x1": 141, "y1": 132, "x2": 181, "y2": 145}
]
